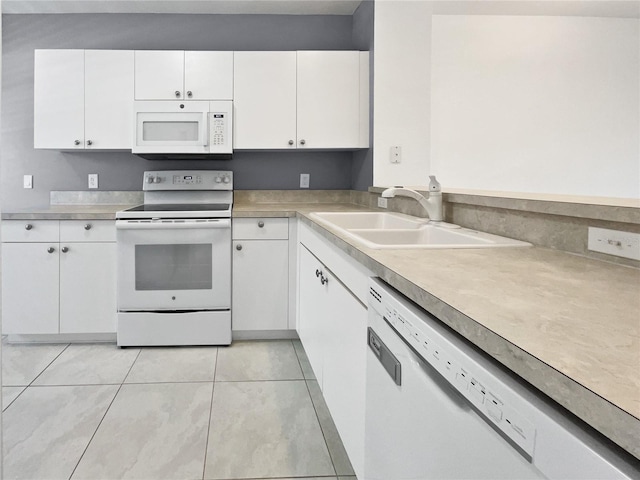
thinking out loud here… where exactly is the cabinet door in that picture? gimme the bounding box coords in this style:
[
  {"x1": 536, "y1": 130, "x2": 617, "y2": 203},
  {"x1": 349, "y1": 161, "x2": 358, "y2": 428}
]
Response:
[
  {"x1": 85, "y1": 50, "x2": 134, "y2": 149},
  {"x1": 232, "y1": 239, "x2": 288, "y2": 331},
  {"x1": 34, "y1": 49, "x2": 84, "y2": 149},
  {"x1": 185, "y1": 51, "x2": 233, "y2": 100},
  {"x1": 297, "y1": 51, "x2": 361, "y2": 149},
  {"x1": 1, "y1": 243, "x2": 60, "y2": 334},
  {"x1": 134, "y1": 50, "x2": 185, "y2": 100},
  {"x1": 59, "y1": 243, "x2": 117, "y2": 333},
  {"x1": 297, "y1": 245, "x2": 327, "y2": 386},
  {"x1": 322, "y1": 272, "x2": 367, "y2": 478},
  {"x1": 233, "y1": 51, "x2": 297, "y2": 149}
]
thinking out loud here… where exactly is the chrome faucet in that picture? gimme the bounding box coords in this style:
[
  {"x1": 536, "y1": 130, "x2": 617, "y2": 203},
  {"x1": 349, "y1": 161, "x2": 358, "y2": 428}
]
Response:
[{"x1": 381, "y1": 176, "x2": 443, "y2": 222}]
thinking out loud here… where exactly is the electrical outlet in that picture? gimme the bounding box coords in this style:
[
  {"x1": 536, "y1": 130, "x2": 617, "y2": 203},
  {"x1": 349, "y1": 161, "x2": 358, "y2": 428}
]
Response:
[
  {"x1": 300, "y1": 173, "x2": 310, "y2": 189},
  {"x1": 23, "y1": 175, "x2": 33, "y2": 189},
  {"x1": 88, "y1": 174, "x2": 98, "y2": 189},
  {"x1": 390, "y1": 146, "x2": 401, "y2": 164},
  {"x1": 588, "y1": 227, "x2": 640, "y2": 261},
  {"x1": 378, "y1": 197, "x2": 388, "y2": 208}
]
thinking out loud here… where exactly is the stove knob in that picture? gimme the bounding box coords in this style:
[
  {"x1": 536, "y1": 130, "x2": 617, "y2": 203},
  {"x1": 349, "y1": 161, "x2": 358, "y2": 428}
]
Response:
[
  {"x1": 223, "y1": 176, "x2": 230, "y2": 184},
  {"x1": 154, "y1": 176, "x2": 162, "y2": 184},
  {"x1": 146, "y1": 176, "x2": 154, "y2": 184},
  {"x1": 215, "y1": 176, "x2": 222, "y2": 183}
]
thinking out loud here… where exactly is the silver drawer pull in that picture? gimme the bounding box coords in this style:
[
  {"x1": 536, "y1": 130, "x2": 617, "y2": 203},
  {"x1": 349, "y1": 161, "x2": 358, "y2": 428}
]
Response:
[
  {"x1": 47, "y1": 247, "x2": 55, "y2": 254},
  {"x1": 236, "y1": 244, "x2": 243, "y2": 251},
  {"x1": 84, "y1": 224, "x2": 92, "y2": 230},
  {"x1": 61, "y1": 246, "x2": 69, "y2": 253},
  {"x1": 258, "y1": 221, "x2": 265, "y2": 228},
  {"x1": 25, "y1": 224, "x2": 33, "y2": 230}
]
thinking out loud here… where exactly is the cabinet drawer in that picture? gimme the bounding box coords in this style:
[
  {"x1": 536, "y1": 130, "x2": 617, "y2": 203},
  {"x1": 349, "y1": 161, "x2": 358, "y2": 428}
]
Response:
[
  {"x1": 1, "y1": 220, "x2": 59, "y2": 242},
  {"x1": 60, "y1": 220, "x2": 116, "y2": 242},
  {"x1": 233, "y1": 218, "x2": 288, "y2": 240}
]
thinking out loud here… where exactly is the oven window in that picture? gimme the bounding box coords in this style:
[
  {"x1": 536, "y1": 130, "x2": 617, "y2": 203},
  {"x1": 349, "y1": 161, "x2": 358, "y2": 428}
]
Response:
[
  {"x1": 135, "y1": 244, "x2": 212, "y2": 290},
  {"x1": 142, "y1": 121, "x2": 200, "y2": 141}
]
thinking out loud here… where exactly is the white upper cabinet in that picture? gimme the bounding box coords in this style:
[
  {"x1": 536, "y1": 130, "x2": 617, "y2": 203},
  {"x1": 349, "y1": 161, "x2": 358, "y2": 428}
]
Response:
[
  {"x1": 34, "y1": 49, "x2": 133, "y2": 149},
  {"x1": 135, "y1": 50, "x2": 233, "y2": 100},
  {"x1": 34, "y1": 49, "x2": 85, "y2": 149},
  {"x1": 233, "y1": 51, "x2": 297, "y2": 149},
  {"x1": 234, "y1": 50, "x2": 369, "y2": 150},
  {"x1": 85, "y1": 50, "x2": 134, "y2": 149},
  {"x1": 297, "y1": 51, "x2": 368, "y2": 149}
]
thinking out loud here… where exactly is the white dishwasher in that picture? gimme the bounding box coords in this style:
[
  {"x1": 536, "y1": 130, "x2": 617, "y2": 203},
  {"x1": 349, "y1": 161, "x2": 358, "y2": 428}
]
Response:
[{"x1": 365, "y1": 278, "x2": 638, "y2": 480}]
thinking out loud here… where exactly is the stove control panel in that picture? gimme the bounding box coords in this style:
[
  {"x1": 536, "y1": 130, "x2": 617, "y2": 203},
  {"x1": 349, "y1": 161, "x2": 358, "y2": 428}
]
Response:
[{"x1": 142, "y1": 170, "x2": 233, "y2": 191}]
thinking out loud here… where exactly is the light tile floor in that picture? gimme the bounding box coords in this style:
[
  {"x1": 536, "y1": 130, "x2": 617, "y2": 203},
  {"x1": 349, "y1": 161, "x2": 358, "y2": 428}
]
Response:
[{"x1": 2, "y1": 339, "x2": 356, "y2": 480}]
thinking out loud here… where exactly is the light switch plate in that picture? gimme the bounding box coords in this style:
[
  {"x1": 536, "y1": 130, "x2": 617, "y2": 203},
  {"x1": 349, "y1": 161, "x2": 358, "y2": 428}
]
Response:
[
  {"x1": 23, "y1": 175, "x2": 33, "y2": 189},
  {"x1": 378, "y1": 197, "x2": 388, "y2": 208},
  {"x1": 300, "y1": 173, "x2": 310, "y2": 189},
  {"x1": 88, "y1": 174, "x2": 98, "y2": 189},
  {"x1": 588, "y1": 227, "x2": 640, "y2": 261}
]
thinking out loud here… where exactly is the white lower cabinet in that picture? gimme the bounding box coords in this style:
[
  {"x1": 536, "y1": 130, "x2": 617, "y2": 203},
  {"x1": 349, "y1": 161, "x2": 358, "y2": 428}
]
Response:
[
  {"x1": 1, "y1": 220, "x2": 117, "y2": 335},
  {"x1": 232, "y1": 218, "x2": 289, "y2": 332},
  {"x1": 297, "y1": 222, "x2": 371, "y2": 478}
]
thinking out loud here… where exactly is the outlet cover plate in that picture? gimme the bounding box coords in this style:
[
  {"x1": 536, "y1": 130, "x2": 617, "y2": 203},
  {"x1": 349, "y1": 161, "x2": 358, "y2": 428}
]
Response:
[
  {"x1": 23, "y1": 175, "x2": 33, "y2": 189},
  {"x1": 378, "y1": 197, "x2": 388, "y2": 208},
  {"x1": 300, "y1": 173, "x2": 310, "y2": 189},
  {"x1": 88, "y1": 174, "x2": 98, "y2": 189},
  {"x1": 588, "y1": 227, "x2": 640, "y2": 261}
]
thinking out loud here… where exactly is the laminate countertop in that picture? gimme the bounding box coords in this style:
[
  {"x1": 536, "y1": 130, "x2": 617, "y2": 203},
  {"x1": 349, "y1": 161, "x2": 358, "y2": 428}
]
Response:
[
  {"x1": 4, "y1": 202, "x2": 639, "y2": 459},
  {"x1": 234, "y1": 202, "x2": 640, "y2": 461}
]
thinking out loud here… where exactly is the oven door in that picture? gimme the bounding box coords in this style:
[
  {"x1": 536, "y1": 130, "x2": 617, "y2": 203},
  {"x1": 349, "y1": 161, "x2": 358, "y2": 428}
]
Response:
[{"x1": 116, "y1": 219, "x2": 230, "y2": 311}]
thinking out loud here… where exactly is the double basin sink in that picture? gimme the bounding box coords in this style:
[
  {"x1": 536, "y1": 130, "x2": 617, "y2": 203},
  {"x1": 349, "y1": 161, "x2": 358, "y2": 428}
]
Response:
[{"x1": 309, "y1": 211, "x2": 531, "y2": 250}]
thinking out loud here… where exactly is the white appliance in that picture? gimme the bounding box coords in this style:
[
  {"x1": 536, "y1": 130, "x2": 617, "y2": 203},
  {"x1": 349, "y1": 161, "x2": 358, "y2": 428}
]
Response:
[
  {"x1": 365, "y1": 277, "x2": 637, "y2": 480},
  {"x1": 116, "y1": 170, "x2": 233, "y2": 347},
  {"x1": 132, "y1": 100, "x2": 233, "y2": 159}
]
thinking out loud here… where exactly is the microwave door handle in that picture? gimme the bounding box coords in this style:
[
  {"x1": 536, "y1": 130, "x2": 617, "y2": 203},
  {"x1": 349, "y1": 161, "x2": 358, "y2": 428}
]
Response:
[{"x1": 202, "y1": 112, "x2": 209, "y2": 146}]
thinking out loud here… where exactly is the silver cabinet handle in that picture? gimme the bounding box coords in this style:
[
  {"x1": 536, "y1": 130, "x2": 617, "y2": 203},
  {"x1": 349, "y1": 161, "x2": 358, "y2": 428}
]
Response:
[
  {"x1": 25, "y1": 224, "x2": 33, "y2": 230},
  {"x1": 187, "y1": 91, "x2": 193, "y2": 98},
  {"x1": 300, "y1": 139, "x2": 306, "y2": 145},
  {"x1": 74, "y1": 140, "x2": 81, "y2": 146},
  {"x1": 86, "y1": 140, "x2": 93, "y2": 146},
  {"x1": 47, "y1": 247, "x2": 55, "y2": 254},
  {"x1": 175, "y1": 90, "x2": 181, "y2": 98},
  {"x1": 61, "y1": 246, "x2": 69, "y2": 253},
  {"x1": 257, "y1": 221, "x2": 265, "y2": 228},
  {"x1": 236, "y1": 244, "x2": 243, "y2": 251},
  {"x1": 288, "y1": 140, "x2": 294, "y2": 146},
  {"x1": 84, "y1": 224, "x2": 92, "y2": 230}
]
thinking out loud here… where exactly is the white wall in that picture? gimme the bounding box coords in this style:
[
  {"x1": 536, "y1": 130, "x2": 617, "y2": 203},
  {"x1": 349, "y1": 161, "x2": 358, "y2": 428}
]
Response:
[
  {"x1": 431, "y1": 15, "x2": 640, "y2": 199},
  {"x1": 373, "y1": 1, "x2": 640, "y2": 201},
  {"x1": 373, "y1": 0, "x2": 432, "y2": 188}
]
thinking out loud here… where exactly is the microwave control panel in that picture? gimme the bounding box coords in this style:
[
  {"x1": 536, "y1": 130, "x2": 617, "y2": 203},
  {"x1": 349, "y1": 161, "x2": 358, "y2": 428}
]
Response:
[{"x1": 209, "y1": 101, "x2": 233, "y2": 154}]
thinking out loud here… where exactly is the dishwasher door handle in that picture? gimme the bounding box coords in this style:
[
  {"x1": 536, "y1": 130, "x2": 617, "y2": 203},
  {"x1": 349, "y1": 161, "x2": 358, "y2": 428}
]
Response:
[{"x1": 368, "y1": 326, "x2": 402, "y2": 386}]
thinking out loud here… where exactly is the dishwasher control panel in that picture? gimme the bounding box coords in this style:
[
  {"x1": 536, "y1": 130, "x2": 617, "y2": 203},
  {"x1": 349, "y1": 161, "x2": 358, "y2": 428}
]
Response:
[{"x1": 369, "y1": 283, "x2": 537, "y2": 458}]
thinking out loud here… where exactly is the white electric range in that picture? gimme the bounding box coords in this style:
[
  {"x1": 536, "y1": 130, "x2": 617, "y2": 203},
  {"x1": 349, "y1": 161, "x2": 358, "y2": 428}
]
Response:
[{"x1": 115, "y1": 170, "x2": 233, "y2": 346}]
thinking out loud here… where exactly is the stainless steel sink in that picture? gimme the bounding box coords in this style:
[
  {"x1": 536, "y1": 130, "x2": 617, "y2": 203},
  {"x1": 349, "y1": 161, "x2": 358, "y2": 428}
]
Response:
[{"x1": 309, "y1": 211, "x2": 531, "y2": 249}]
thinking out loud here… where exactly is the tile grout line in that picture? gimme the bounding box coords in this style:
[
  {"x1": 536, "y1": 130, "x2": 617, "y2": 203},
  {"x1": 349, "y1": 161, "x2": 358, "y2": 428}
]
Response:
[
  {"x1": 8, "y1": 343, "x2": 73, "y2": 400},
  {"x1": 293, "y1": 339, "x2": 339, "y2": 478},
  {"x1": 201, "y1": 347, "x2": 220, "y2": 480},
  {"x1": 67, "y1": 347, "x2": 143, "y2": 480}
]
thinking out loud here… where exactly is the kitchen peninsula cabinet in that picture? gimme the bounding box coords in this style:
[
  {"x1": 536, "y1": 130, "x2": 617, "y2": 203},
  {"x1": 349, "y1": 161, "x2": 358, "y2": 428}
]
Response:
[
  {"x1": 232, "y1": 218, "x2": 289, "y2": 333},
  {"x1": 297, "y1": 222, "x2": 371, "y2": 478},
  {"x1": 1, "y1": 220, "x2": 117, "y2": 335},
  {"x1": 233, "y1": 50, "x2": 369, "y2": 150},
  {"x1": 134, "y1": 50, "x2": 233, "y2": 100},
  {"x1": 34, "y1": 49, "x2": 134, "y2": 150}
]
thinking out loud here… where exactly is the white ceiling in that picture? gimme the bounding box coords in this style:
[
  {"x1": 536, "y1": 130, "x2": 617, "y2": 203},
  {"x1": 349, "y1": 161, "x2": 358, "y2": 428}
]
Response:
[{"x1": 1, "y1": 0, "x2": 365, "y2": 15}]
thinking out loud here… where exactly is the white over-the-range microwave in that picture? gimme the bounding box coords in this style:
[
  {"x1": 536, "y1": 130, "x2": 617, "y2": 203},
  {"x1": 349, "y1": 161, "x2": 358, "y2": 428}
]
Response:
[{"x1": 132, "y1": 100, "x2": 233, "y2": 159}]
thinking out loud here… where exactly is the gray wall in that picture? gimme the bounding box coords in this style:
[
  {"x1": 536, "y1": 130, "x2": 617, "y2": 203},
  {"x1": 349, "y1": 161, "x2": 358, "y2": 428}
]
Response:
[{"x1": 1, "y1": 12, "x2": 370, "y2": 210}]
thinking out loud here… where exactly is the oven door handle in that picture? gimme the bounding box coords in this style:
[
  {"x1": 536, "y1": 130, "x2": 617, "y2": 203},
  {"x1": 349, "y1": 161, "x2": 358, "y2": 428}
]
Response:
[{"x1": 116, "y1": 219, "x2": 231, "y2": 230}]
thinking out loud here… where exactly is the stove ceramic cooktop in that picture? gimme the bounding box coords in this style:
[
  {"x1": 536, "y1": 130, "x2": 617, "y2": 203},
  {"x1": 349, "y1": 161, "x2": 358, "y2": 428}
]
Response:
[{"x1": 116, "y1": 203, "x2": 232, "y2": 219}]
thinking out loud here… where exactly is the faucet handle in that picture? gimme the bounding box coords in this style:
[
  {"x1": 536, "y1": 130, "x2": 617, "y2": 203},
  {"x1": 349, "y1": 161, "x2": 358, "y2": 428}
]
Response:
[{"x1": 428, "y1": 175, "x2": 441, "y2": 193}]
